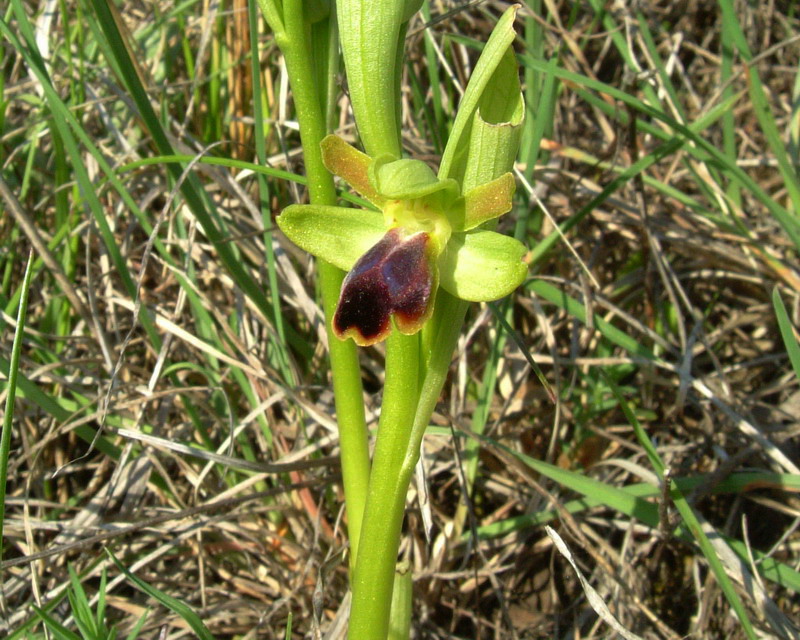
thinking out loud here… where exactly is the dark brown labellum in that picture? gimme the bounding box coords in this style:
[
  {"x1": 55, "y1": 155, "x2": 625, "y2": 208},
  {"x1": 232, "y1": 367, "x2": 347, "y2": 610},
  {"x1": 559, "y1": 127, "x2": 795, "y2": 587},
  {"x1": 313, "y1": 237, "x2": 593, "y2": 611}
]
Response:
[{"x1": 334, "y1": 228, "x2": 435, "y2": 346}]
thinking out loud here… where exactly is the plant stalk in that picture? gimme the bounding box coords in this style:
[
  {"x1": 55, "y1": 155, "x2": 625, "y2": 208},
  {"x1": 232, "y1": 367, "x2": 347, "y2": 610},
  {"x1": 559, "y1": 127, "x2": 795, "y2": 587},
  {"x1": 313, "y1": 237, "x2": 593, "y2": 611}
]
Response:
[
  {"x1": 265, "y1": 0, "x2": 370, "y2": 560},
  {"x1": 348, "y1": 331, "x2": 420, "y2": 639}
]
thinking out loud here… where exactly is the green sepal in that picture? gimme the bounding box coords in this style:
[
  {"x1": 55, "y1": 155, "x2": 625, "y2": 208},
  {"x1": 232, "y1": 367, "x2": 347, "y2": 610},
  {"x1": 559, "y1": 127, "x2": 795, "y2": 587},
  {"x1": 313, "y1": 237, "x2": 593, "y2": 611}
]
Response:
[
  {"x1": 277, "y1": 205, "x2": 385, "y2": 271},
  {"x1": 438, "y1": 229, "x2": 527, "y2": 301},
  {"x1": 449, "y1": 172, "x2": 516, "y2": 231},
  {"x1": 321, "y1": 135, "x2": 386, "y2": 207},
  {"x1": 370, "y1": 156, "x2": 460, "y2": 202}
]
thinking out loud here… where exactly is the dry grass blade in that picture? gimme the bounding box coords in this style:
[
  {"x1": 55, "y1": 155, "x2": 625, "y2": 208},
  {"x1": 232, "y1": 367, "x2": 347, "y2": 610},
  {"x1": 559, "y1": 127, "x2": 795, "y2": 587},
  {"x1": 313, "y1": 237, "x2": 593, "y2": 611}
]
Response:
[{"x1": 546, "y1": 525, "x2": 645, "y2": 640}]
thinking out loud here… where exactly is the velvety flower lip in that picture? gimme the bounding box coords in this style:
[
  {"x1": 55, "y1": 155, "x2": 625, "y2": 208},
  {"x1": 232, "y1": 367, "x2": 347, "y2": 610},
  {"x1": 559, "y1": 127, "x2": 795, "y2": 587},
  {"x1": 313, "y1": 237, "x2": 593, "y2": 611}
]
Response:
[
  {"x1": 334, "y1": 228, "x2": 436, "y2": 346},
  {"x1": 277, "y1": 135, "x2": 528, "y2": 347}
]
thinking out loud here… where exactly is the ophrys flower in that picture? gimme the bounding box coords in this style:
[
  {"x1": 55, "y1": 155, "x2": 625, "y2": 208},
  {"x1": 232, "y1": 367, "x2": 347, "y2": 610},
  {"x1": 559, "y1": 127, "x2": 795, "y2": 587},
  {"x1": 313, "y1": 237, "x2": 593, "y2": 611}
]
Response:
[{"x1": 277, "y1": 134, "x2": 527, "y2": 346}]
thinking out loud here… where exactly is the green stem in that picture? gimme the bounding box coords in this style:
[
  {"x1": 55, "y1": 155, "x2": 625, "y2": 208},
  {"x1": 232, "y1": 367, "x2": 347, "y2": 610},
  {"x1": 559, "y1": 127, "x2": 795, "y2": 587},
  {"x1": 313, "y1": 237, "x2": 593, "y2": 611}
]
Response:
[
  {"x1": 349, "y1": 294, "x2": 468, "y2": 639},
  {"x1": 405, "y1": 292, "x2": 468, "y2": 476},
  {"x1": 321, "y1": 261, "x2": 370, "y2": 559},
  {"x1": 348, "y1": 331, "x2": 420, "y2": 639},
  {"x1": 278, "y1": 1, "x2": 336, "y2": 205},
  {"x1": 264, "y1": 0, "x2": 370, "y2": 560}
]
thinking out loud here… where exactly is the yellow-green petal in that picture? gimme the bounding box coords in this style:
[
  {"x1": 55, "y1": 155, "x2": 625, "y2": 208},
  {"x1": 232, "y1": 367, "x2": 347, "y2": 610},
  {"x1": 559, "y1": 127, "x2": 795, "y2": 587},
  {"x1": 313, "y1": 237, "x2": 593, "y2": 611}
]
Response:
[
  {"x1": 321, "y1": 135, "x2": 386, "y2": 207},
  {"x1": 449, "y1": 172, "x2": 516, "y2": 231}
]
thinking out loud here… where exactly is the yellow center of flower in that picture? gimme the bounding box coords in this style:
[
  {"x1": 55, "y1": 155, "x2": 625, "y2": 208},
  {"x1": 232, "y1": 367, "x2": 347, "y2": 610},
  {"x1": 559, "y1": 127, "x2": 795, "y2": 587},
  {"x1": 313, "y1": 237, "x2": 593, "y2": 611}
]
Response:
[{"x1": 383, "y1": 198, "x2": 452, "y2": 255}]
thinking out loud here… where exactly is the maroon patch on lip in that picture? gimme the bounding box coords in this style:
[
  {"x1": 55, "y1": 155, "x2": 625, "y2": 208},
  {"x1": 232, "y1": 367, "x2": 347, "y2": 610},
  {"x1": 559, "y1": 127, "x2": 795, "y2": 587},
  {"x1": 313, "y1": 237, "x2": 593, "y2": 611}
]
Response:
[{"x1": 333, "y1": 228, "x2": 434, "y2": 346}]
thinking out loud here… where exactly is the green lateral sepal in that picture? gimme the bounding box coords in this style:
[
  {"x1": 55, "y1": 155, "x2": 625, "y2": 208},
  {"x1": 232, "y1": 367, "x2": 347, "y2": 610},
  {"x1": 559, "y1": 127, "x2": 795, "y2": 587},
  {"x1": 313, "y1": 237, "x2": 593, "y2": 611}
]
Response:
[{"x1": 277, "y1": 205, "x2": 385, "y2": 271}]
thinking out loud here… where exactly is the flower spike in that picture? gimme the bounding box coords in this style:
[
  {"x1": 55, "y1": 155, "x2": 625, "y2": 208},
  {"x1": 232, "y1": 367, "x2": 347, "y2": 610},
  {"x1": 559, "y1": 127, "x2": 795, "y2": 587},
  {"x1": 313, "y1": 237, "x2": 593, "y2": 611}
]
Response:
[{"x1": 276, "y1": 135, "x2": 528, "y2": 347}]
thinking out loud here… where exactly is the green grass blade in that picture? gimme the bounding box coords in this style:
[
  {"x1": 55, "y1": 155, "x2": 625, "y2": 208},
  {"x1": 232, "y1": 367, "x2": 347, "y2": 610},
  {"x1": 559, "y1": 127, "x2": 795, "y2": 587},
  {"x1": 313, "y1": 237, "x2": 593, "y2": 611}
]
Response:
[
  {"x1": 605, "y1": 373, "x2": 757, "y2": 639},
  {"x1": 248, "y1": 0, "x2": 292, "y2": 383},
  {"x1": 719, "y1": 6, "x2": 742, "y2": 208},
  {"x1": 719, "y1": 1, "x2": 800, "y2": 216},
  {"x1": 0, "y1": 8, "x2": 163, "y2": 348},
  {"x1": 452, "y1": 298, "x2": 512, "y2": 536},
  {"x1": 420, "y1": 4, "x2": 446, "y2": 151},
  {"x1": 96, "y1": 567, "x2": 108, "y2": 633},
  {"x1": 469, "y1": 470, "x2": 800, "y2": 535},
  {"x1": 125, "y1": 607, "x2": 150, "y2": 640},
  {"x1": 85, "y1": 0, "x2": 286, "y2": 344},
  {"x1": 31, "y1": 607, "x2": 82, "y2": 640},
  {"x1": 463, "y1": 427, "x2": 800, "y2": 597},
  {"x1": 516, "y1": 53, "x2": 800, "y2": 249},
  {"x1": 773, "y1": 287, "x2": 800, "y2": 381},
  {"x1": 528, "y1": 280, "x2": 658, "y2": 360},
  {"x1": 67, "y1": 564, "x2": 98, "y2": 639},
  {"x1": 107, "y1": 549, "x2": 217, "y2": 640},
  {"x1": 0, "y1": 251, "x2": 34, "y2": 565}
]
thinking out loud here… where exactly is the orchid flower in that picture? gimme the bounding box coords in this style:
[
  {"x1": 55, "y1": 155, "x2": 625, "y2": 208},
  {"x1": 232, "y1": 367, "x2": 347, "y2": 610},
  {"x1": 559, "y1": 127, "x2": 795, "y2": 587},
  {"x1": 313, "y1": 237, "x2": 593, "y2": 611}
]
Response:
[{"x1": 277, "y1": 134, "x2": 528, "y2": 346}]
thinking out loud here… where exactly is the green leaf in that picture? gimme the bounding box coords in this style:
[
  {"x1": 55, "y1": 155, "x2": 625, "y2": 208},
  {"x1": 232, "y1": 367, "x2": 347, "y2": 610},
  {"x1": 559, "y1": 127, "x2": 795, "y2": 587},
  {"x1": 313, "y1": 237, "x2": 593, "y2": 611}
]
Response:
[
  {"x1": 439, "y1": 4, "x2": 520, "y2": 181},
  {"x1": 337, "y1": 0, "x2": 410, "y2": 157},
  {"x1": 479, "y1": 45, "x2": 523, "y2": 124},
  {"x1": 277, "y1": 205, "x2": 385, "y2": 271},
  {"x1": 305, "y1": 0, "x2": 332, "y2": 23},
  {"x1": 401, "y1": 0, "x2": 423, "y2": 21},
  {"x1": 438, "y1": 230, "x2": 527, "y2": 301},
  {"x1": 388, "y1": 569, "x2": 413, "y2": 640},
  {"x1": 462, "y1": 48, "x2": 525, "y2": 190}
]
